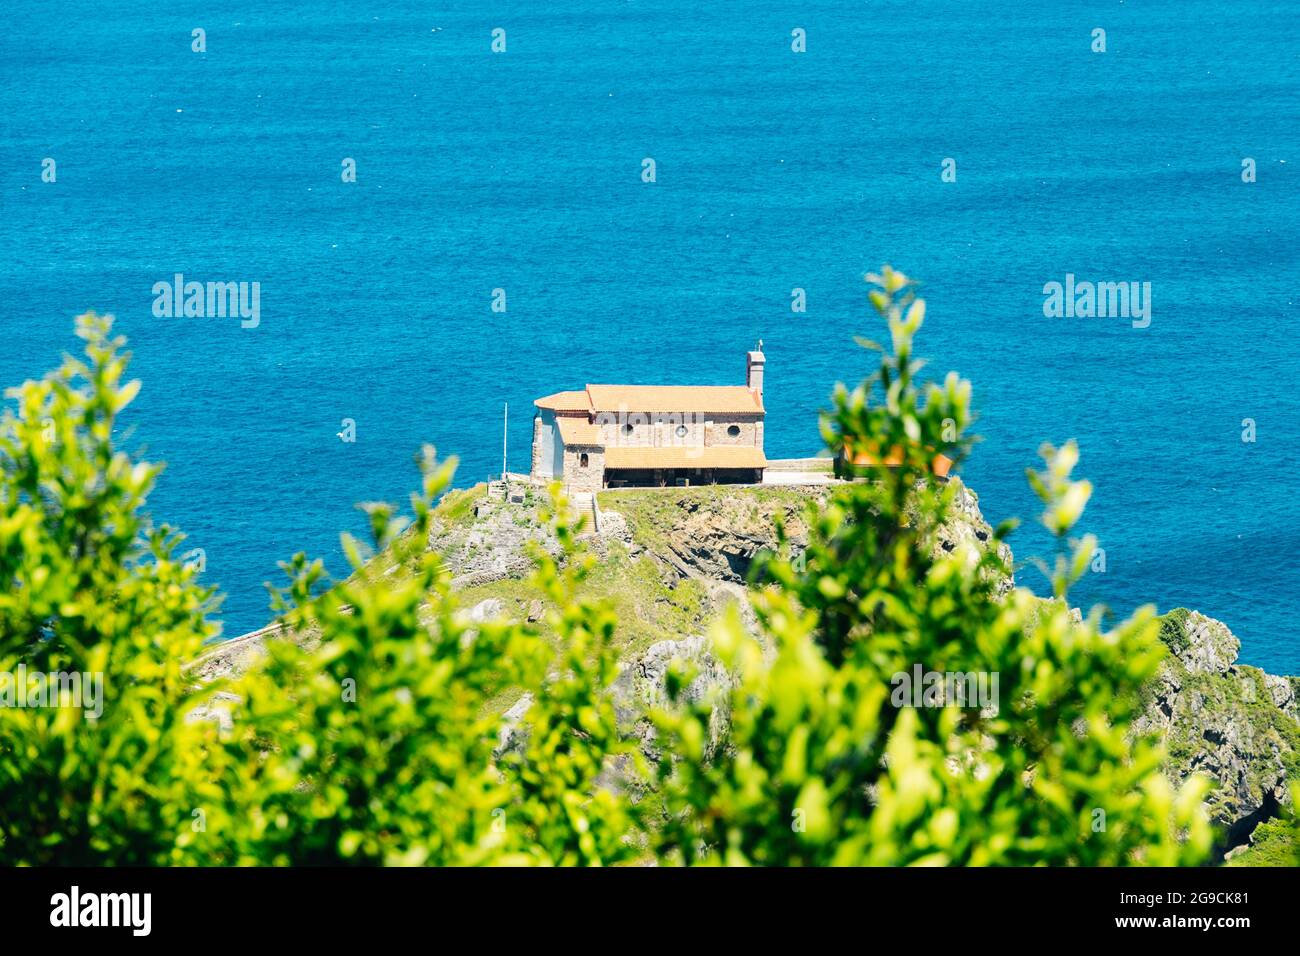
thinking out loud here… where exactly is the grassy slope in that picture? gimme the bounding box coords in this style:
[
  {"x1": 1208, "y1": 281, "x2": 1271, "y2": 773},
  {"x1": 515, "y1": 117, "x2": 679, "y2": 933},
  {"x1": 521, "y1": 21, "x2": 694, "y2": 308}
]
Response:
[
  {"x1": 1229, "y1": 815, "x2": 1298, "y2": 866},
  {"x1": 454, "y1": 541, "x2": 711, "y2": 662},
  {"x1": 601, "y1": 483, "x2": 820, "y2": 557},
  {"x1": 440, "y1": 485, "x2": 813, "y2": 667}
]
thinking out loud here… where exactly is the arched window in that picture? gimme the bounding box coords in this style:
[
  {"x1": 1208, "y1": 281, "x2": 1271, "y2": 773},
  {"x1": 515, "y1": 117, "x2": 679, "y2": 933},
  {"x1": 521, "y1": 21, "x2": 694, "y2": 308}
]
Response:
[
  {"x1": 623, "y1": 423, "x2": 635, "y2": 435},
  {"x1": 579, "y1": 453, "x2": 589, "y2": 467},
  {"x1": 727, "y1": 425, "x2": 741, "y2": 437}
]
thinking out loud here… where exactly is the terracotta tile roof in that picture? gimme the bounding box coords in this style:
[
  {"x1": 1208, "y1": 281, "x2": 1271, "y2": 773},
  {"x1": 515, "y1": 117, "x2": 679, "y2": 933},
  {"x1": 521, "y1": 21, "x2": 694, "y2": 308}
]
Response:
[
  {"x1": 534, "y1": 390, "x2": 591, "y2": 412},
  {"x1": 555, "y1": 415, "x2": 603, "y2": 446},
  {"x1": 537, "y1": 385, "x2": 765, "y2": 415},
  {"x1": 604, "y1": 446, "x2": 767, "y2": 470},
  {"x1": 586, "y1": 384, "x2": 763, "y2": 415}
]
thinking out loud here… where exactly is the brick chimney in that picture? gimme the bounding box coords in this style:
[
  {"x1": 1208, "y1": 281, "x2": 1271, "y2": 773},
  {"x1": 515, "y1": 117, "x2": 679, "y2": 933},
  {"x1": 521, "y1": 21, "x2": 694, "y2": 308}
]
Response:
[{"x1": 746, "y1": 341, "x2": 765, "y2": 398}]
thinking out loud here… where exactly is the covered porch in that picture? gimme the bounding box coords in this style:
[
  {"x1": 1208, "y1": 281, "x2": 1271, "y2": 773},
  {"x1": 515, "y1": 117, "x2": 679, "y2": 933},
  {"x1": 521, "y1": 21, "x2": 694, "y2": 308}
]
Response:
[{"x1": 600, "y1": 445, "x2": 766, "y2": 488}]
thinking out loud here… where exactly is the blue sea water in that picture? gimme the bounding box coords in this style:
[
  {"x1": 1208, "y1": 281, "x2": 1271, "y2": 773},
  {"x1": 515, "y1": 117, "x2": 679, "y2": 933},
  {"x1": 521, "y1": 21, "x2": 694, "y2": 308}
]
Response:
[{"x1": 1, "y1": 2, "x2": 1298, "y2": 672}]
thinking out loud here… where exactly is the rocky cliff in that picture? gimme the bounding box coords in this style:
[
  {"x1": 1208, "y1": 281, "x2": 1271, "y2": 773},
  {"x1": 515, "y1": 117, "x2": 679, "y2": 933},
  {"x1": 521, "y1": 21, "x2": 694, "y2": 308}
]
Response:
[
  {"x1": 199, "y1": 478, "x2": 1298, "y2": 862},
  {"x1": 1135, "y1": 608, "x2": 1299, "y2": 858}
]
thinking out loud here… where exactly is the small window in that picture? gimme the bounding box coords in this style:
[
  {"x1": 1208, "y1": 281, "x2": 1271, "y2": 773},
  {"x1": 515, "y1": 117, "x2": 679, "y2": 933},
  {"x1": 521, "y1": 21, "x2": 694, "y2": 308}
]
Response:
[
  {"x1": 579, "y1": 453, "x2": 589, "y2": 467},
  {"x1": 623, "y1": 423, "x2": 634, "y2": 435},
  {"x1": 675, "y1": 425, "x2": 688, "y2": 438},
  {"x1": 727, "y1": 425, "x2": 741, "y2": 437}
]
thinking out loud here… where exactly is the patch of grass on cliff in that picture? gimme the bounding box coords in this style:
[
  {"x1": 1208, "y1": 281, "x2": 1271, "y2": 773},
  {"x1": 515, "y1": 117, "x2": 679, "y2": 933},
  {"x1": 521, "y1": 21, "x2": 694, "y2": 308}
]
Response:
[
  {"x1": 1171, "y1": 665, "x2": 1300, "y2": 777},
  {"x1": 460, "y1": 540, "x2": 711, "y2": 715},
  {"x1": 1227, "y1": 815, "x2": 1299, "y2": 867},
  {"x1": 1157, "y1": 607, "x2": 1192, "y2": 654},
  {"x1": 458, "y1": 541, "x2": 709, "y2": 662},
  {"x1": 601, "y1": 485, "x2": 819, "y2": 558},
  {"x1": 434, "y1": 482, "x2": 488, "y2": 524},
  {"x1": 592, "y1": 542, "x2": 709, "y2": 657}
]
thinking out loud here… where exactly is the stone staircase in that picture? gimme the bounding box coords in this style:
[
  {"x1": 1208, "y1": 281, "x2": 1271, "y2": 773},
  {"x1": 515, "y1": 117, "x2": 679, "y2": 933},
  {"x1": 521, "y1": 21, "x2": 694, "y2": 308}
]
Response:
[{"x1": 571, "y1": 492, "x2": 600, "y2": 534}]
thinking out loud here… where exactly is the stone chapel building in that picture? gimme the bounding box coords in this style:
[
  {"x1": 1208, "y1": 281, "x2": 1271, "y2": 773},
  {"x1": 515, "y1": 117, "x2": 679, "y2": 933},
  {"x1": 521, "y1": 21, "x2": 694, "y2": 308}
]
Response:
[{"x1": 531, "y1": 346, "x2": 767, "y2": 492}]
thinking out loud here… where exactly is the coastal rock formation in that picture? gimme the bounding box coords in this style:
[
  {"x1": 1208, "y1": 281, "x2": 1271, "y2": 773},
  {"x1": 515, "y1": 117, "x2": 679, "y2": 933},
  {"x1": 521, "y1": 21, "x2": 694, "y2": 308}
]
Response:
[
  {"x1": 933, "y1": 481, "x2": 1015, "y2": 597},
  {"x1": 496, "y1": 693, "x2": 534, "y2": 756},
  {"x1": 601, "y1": 478, "x2": 1011, "y2": 595},
  {"x1": 1136, "y1": 608, "x2": 1299, "y2": 850},
  {"x1": 600, "y1": 485, "x2": 824, "y2": 582},
  {"x1": 196, "y1": 478, "x2": 1295, "y2": 860},
  {"x1": 187, "y1": 622, "x2": 288, "y2": 685},
  {"x1": 612, "y1": 636, "x2": 729, "y2": 716}
]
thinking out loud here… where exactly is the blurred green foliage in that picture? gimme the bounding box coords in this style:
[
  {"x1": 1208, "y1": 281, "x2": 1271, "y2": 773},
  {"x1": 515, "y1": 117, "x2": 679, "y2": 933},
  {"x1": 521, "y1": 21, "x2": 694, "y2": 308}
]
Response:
[
  {"x1": 0, "y1": 315, "x2": 221, "y2": 864},
  {"x1": 0, "y1": 275, "x2": 1218, "y2": 865}
]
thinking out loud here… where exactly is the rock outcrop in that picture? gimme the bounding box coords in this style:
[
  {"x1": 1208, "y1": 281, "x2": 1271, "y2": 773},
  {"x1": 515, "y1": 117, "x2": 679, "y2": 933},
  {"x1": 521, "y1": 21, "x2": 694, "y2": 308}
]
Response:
[
  {"x1": 610, "y1": 635, "x2": 733, "y2": 758},
  {"x1": 933, "y1": 480, "x2": 1015, "y2": 598},
  {"x1": 601, "y1": 478, "x2": 1012, "y2": 594},
  {"x1": 428, "y1": 487, "x2": 559, "y2": 587},
  {"x1": 1136, "y1": 608, "x2": 1300, "y2": 850},
  {"x1": 600, "y1": 485, "x2": 824, "y2": 582}
]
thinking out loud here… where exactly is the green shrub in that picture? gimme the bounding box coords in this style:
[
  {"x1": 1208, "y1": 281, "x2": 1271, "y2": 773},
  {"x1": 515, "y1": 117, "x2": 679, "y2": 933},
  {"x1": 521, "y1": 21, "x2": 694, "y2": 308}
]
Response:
[
  {"x1": 1157, "y1": 607, "x2": 1192, "y2": 654},
  {"x1": 0, "y1": 315, "x2": 224, "y2": 864}
]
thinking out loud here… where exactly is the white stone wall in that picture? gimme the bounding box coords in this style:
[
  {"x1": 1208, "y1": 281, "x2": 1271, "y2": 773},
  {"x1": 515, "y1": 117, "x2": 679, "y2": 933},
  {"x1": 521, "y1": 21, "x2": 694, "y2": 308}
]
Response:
[{"x1": 531, "y1": 411, "x2": 558, "y2": 478}]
